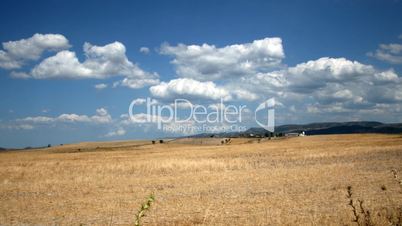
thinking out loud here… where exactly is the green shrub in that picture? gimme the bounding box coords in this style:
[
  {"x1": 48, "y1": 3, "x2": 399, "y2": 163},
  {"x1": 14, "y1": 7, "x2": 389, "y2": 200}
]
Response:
[{"x1": 134, "y1": 193, "x2": 155, "y2": 226}]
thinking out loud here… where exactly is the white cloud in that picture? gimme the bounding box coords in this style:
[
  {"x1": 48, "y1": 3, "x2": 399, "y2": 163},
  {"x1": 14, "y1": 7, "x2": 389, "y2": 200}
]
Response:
[
  {"x1": 30, "y1": 42, "x2": 158, "y2": 81},
  {"x1": 132, "y1": 98, "x2": 146, "y2": 105},
  {"x1": 19, "y1": 116, "x2": 55, "y2": 123},
  {"x1": 240, "y1": 57, "x2": 376, "y2": 96},
  {"x1": 117, "y1": 77, "x2": 159, "y2": 89},
  {"x1": 229, "y1": 56, "x2": 402, "y2": 120},
  {"x1": 3, "y1": 35, "x2": 402, "y2": 132},
  {"x1": 379, "y1": 43, "x2": 402, "y2": 54},
  {"x1": 283, "y1": 57, "x2": 401, "y2": 101},
  {"x1": 139, "y1": 47, "x2": 150, "y2": 54},
  {"x1": 0, "y1": 34, "x2": 155, "y2": 90},
  {"x1": 288, "y1": 57, "x2": 372, "y2": 78},
  {"x1": 18, "y1": 124, "x2": 34, "y2": 130},
  {"x1": 369, "y1": 43, "x2": 402, "y2": 64},
  {"x1": 229, "y1": 70, "x2": 286, "y2": 101},
  {"x1": 10, "y1": 71, "x2": 30, "y2": 79},
  {"x1": 1, "y1": 124, "x2": 34, "y2": 130},
  {"x1": 57, "y1": 114, "x2": 91, "y2": 123},
  {"x1": 94, "y1": 83, "x2": 108, "y2": 90},
  {"x1": 155, "y1": 40, "x2": 398, "y2": 117},
  {"x1": 160, "y1": 37, "x2": 284, "y2": 81},
  {"x1": 170, "y1": 100, "x2": 193, "y2": 109},
  {"x1": 230, "y1": 88, "x2": 259, "y2": 101},
  {"x1": 3, "y1": 108, "x2": 114, "y2": 131},
  {"x1": 373, "y1": 69, "x2": 399, "y2": 83},
  {"x1": 0, "y1": 33, "x2": 70, "y2": 69},
  {"x1": 31, "y1": 50, "x2": 92, "y2": 78},
  {"x1": 122, "y1": 113, "x2": 164, "y2": 124},
  {"x1": 285, "y1": 57, "x2": 375, "y2": 92},
  {"x1": 0, "y1": 34, "x2": 157, "y2": 89},
  {"x1": 18, "y1": 108, "x2": 112, "y2": 125},
  {"x1": 0, "y1": 51, "x2": 21, "y2": 69},
  {"x1": 118, "y1": 112, "x2": 198, "y2": 135},
  {"x1": 150, "y1": 78, "x2": 232, "y2": 101},
  {"x1": 0, "y1": 40, "x2": 159, "y2": 89},
  {"x1": 91, "y1": 108, "x2": 112, "y2": 124},
  {"x1": 105, "y1": 128, "x2": 126, "y2": 137}
]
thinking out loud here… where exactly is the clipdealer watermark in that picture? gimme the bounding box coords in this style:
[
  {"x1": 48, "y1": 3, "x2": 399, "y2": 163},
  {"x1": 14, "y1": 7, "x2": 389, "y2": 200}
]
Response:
[{"x1": 128, "y1": 98, "x2": 275, "y2": 133}]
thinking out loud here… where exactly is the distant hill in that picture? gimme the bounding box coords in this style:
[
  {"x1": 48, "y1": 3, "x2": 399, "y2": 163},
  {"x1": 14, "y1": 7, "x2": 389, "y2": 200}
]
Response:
[
  {"x1": 188, "y1": 121, "x2": 402, "y2": 138},
  {"x1": 273, "y1": 121, "x2": 402, "y2": 135},
  {"x1": 0, "y1": 147, "x2": 12, "y2": 152},
  {"x1": 0, "y1": 146, "x2": 48, "y2": 152}
]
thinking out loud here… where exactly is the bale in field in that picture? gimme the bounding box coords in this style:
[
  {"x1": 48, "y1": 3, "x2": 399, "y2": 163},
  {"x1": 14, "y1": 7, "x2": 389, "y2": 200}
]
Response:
[{"x1": 159, "y1": 140, "x2": 164, "y2": 144}]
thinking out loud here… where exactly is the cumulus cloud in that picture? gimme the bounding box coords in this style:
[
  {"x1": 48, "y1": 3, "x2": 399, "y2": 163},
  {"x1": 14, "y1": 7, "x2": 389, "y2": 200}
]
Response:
[
  {"x1": 373, "y1": 69, "x2": 399, "y2": 83},
  {"x1": 0, "y1": 51, "x2": 21, "y2": 69},
  {"x1": 139, "y1": 47, "x2": 150, "y2": 54},
  {"x1": 30, "y1": 42, "x2": 158, "y2": 85},
  {"x1": 224, "y1": 86, "x2": 259, "y2": 101},
  {"x1": 131, "y1": 98, "x2": 147, "y2": 105},
  {"x1": 118, "y1": 112, "x2": 199, "y2": 135},
  {"x1": 228, "y1": 70, "x2": 286, "y2": 101},
  {"x1": 92, "y1": 108, "x2": 112, "y2": 124},
  {"x1": 0, "y1": 34, "x2": 157, "y2": 91},
  {"x1": 18, "y1": 108, "x2": 112, "y2": 125},
  {"x1": 94, "y1": 83, "x2": 108, "y2": 90},
  {"x1": 284, "y1": 58, "x2": 401, "y2": 105},
  {"x1": 0, "y1": 124, "x2": 34, "y2": 130},
  {"x1": 160, "y1": 37, "x2": 284, "y2": 81},
  {"x1": 156, "y1": 39, "x2": 398, "y2": 112},
  {"x1": 155, "y1": 38, "x2": 401, "y2": 121},
  {"x1": 105, "y1": 128, "x2": 126, "y2": 137},
  {"x1": 10, "y1": 71, "x2": 30, "y2": 79},
  {"x1": 149, "y1": 78, "x2": 232, "y2": 101},
  {"x1": 369, "y1": 43, "x2": 402, "y2": 64},
  {"x1": 121, "y1": 113, "x2": 166, "y2": 124},
  {"x1": 240, "y1": 57, "x2": 380, "y2": 95},
  {"x1": 1, "y1": 38, "x2": 159, "y2": 89},
  {"x1": 3, "y1": 35, "x2": 402, "y2": 132},
  {"x1": 285, "y1": 57, "x2": 375, "y2": 92},
  {"x1": 236, "y1": 57, "x2": 402, "y2": 120},
  {"x1": 19, "y1": 116, "x2": 55, "y2": 123},
  {"x1": 149, "y1": 57, "x2": 386, "y2": 104},
  {"x1": 0, "y1": 33, "x2": 70, "y2": 69},
  {"x1": 116, "y1": 77, "x2": 159, "y2": 89},
  {"x1": 31, "y1": 50, "x2": 91, "y2": 79},
  {"x1": 170, "y1": 100, "x2": 194, "y2": 109}
]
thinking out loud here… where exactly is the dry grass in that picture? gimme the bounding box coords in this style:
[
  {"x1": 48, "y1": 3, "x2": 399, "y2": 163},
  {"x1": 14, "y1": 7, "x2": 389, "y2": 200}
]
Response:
[{"x1": 0, "y1": 134, "x2": 402, "y2": 225}]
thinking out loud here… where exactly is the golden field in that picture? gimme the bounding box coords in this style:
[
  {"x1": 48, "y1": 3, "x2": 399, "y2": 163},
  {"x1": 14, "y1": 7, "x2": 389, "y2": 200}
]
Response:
[{"x1": 0, "y1": 134, "x2": 402, "y2": 225}]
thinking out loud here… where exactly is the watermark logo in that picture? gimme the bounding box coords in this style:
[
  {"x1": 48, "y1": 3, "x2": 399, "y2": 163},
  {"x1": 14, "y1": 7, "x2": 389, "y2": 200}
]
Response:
[
  {"x1": 254, "y1": 98, "x2": 275, "y2": 132},
  {"x1": 128, "y1": 97, "x2": 275, "y2": 133}
]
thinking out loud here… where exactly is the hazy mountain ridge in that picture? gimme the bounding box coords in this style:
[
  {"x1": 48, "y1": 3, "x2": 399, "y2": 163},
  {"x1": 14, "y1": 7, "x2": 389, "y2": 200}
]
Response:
[{"x1": 188, "y1": 121, "x2": 402, "y2": 138}]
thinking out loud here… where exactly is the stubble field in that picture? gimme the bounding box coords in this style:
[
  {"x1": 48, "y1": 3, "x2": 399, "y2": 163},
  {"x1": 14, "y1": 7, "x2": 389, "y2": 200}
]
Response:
[{"x1": 0, "y1": 134, "x2": 402, "y2": 225}]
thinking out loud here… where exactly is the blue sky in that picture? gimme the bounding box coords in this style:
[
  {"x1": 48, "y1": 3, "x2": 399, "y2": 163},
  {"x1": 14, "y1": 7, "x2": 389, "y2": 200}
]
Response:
[{"x1": 1, "y1": 0, "x2": 402, "y2": 148}]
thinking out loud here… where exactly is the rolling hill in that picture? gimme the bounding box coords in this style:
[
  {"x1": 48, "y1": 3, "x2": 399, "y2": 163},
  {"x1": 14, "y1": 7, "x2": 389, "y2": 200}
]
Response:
[{"x1": 189, "y1": 121, "x2": 402, "y2": 138}]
